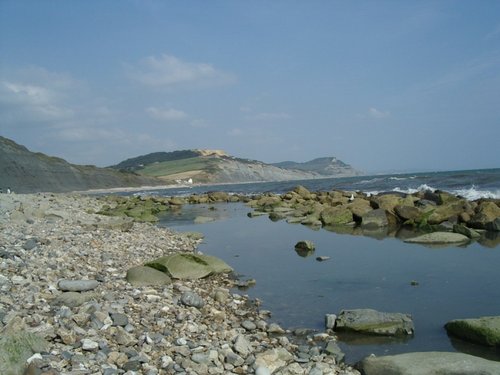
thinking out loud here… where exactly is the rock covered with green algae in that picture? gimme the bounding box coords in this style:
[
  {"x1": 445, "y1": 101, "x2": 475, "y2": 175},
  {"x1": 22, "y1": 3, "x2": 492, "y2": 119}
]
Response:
[
  {"x1": 144, "y1": 253, "x2": 233, "y2": 280},
  {"x1": 445, "y1": 316, "x2": 500, "y2": 347}
]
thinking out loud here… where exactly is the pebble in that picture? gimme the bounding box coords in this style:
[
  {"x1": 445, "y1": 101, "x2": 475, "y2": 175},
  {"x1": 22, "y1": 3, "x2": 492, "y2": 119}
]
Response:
[{"x1": 0, "y1": 193, "x2": 359, "y2": 375}]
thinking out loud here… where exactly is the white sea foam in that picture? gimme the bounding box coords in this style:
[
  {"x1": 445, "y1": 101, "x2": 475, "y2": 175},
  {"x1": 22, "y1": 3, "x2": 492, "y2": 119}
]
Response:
[{"x1": 452, "y1": 186, "x2": 500, "y2": 200}]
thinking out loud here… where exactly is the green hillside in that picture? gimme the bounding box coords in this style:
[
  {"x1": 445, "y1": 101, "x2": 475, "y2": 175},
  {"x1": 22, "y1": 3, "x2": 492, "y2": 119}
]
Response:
[{"x1": 139, "y1": 157, "x2": 220, "y2": 177}]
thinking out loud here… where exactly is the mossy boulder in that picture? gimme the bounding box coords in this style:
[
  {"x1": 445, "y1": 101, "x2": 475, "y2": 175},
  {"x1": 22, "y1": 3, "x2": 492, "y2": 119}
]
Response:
[
  {"x1": 126, "y1": 265, "x2": 172, "y2": 286},
  {"x1": 427, "y1": 200, "x2": 469, "y2": 225},
  {"x1": 445, "y1": 316, "x2": 500, "y2": 347},
  {"x1": 293, "y1": 185, "x2": 313, "y2": 200},
  {"x1": 361, "y1": 208, "x2": 398, "y2": 229},
  {"x1": 320, "y1": 206, "x2": 353, "y2": 226},
  {"x1": 145, "y1": 253, "x2": 233, "y2": 280}
]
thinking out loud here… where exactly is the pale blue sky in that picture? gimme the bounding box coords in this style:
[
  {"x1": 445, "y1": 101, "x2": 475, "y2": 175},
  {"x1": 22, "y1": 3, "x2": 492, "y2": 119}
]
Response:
[{"x1": 1, "y1": 1, "x2": 499, "y2": 173}]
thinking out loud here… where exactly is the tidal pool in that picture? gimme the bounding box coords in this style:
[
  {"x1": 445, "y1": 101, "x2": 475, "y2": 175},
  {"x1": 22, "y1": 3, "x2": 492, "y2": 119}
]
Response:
[{"x1": 158, "y1": 202, "x2": 500, "y2": 364}]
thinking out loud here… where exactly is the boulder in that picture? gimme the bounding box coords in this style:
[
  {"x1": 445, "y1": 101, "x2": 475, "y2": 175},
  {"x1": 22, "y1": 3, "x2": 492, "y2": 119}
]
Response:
[
  {"x1": 361, "y1": 209, "x2": 398, "y2": 229},
  {"x1": 427, "y1": 201, "x2": 468, "y2": 225},
  {"x1": 356, "y1": 351, "x2": 500, "y2": 375},
  {"x1": 369, "y1": 194, "x2": 405, "y2": 214},
  {"x1": 208, "y1": 191, "x2": 230, "y2": 202},
  {"x1": 348, "y1": 198, "x2": 372, "y2": 222},
  {"x1": 144, "y1": 253, "x2": 233, "y2": 280},
  {"x1": 469, "y1": 202, "x2": 500, "y2": 229},
  {"x1": 293, "y1": 185, "x2": 313, "y2": 200},
  {"x1": 335, "y1": 309, "x2": 414, "y2": 336},
  {"x1": 295, "y1": 240, "x2": 316, "y2": 257},
  {"x1": 320, "y1": 206, "x2": 353, "y2": 226},
  {"x1": 394, "y1": 205, "x2": 422, "y2": 222},
  {"x1": 486, "y1": 218, "x2": 500, "y2": 232},
  {"x1": 452, "y1": 224, "x2": 481, "y2": 239},
  {"x1": 52, "y1": 292, "x2": 96, "y2": 308},
  {"x1": 404, "y1": 232, "x2": 470, "y2": 245},
  {"x1": 126, "y1": 265, "x2": 172, "y2": 286},
  {"x1": 445, "y1": 316, "x2": 500, "y2": 347},
  {"x1": 254, "y1": 348, "x2": 294, "y2": 374}
]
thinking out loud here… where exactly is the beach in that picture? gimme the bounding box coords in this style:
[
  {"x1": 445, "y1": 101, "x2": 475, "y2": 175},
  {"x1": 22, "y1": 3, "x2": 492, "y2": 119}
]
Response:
[{"x1": 0, "y1": 192, "x2": 358, "y2": 375}]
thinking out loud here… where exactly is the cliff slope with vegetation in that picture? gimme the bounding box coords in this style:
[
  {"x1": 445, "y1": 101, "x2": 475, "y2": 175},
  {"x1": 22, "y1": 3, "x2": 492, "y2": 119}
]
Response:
[
  {"x1": 0, "y1": 137, "x2": 163, "y2": 193},
  {"x1": 111, "y1": 149, "x2": 361, "y2": 184}
]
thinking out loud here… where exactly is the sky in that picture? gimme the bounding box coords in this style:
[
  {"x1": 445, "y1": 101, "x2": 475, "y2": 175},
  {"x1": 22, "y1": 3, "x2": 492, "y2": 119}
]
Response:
[{"x1": 1, "y1": 1, "x2": 499, "y2": 173}]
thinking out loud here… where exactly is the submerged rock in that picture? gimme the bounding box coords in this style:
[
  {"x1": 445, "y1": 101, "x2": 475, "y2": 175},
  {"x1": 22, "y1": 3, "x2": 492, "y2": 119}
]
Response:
[
  {"x1": 335, "y1": 309, "x2": 414, "y2": 336},
  {"x1": 445, "y1": 316, "x2": 500, "y2": 347},
  {"x1": 404, "y1": 232, "x2": 470, "y2": 245},
  {"x1": 357, "y1": 351, "x2": 500, "y2": 375}
]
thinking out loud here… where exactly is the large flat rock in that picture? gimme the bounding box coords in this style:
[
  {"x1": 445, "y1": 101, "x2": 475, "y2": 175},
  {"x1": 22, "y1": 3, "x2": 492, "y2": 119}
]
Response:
[
  {"x1": 357, "y1": 351, "x2": 500, "y2": 375},
  {"x1": 335, "y1": 309, "x2": 414, "y2": 336}
]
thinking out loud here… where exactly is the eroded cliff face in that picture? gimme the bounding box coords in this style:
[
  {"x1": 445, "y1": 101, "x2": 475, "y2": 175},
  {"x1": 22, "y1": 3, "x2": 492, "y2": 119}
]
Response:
[{"x1": 0, "y1": 137, "x2": 163, "y2": 193}]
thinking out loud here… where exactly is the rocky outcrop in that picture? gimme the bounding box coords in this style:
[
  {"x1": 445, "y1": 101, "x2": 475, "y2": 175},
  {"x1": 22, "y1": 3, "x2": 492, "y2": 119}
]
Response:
[
  {"x1": 245, "y1": 186, "x2": 500, "y2": 245},
  {"x1": 357, "y1": 351, "x2": 500, "y2": 375},
  {"x1": 445, "y1": 316, "x2": 500, "y2": 347}
]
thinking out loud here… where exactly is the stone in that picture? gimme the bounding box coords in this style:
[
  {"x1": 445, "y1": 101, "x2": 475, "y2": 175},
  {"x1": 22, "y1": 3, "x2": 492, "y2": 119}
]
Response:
[
  {"x1": 254, "y1": 348, "x2": 294, "y2": 373},
  {"x1": 325, "y1": 314, "x2": 337, "y2": 329},
  {"x1": 294, "y1": 240, "x2": 315, "y2": 252},
  {"x1": 469, "y1": 201, "x2": 500, "y2": 229},
  {"x1": 194, "y1": 216, "x2": 215, "y2": 224},
  {"x1": 361, "y1": 209, "x2": 397, "y2": 229},
  {"x1": 293, "y1": 185, "x2": 312, "y2": 199},
  {"x1": 23, "y1": 238, "x2": 38, "y2": 250},
  {"x1": 316, "y1": 256, "x2": 330, "y2": 262},
  {"x1": 126, "y1": 265, "x2": 172, "y2": 286},
  {"x1": 320, "y1": 206, "x2": 353, "y2": 226},
  {"x1": 445, "y1": 316, "x2": 500, "y2": 346},
  {"x1": 180, "y1": 291, "x2": 204, "y2": 308},
  {"x1": 394, "y1": 205, "x2": 422, "y2": 222},
  {"x1": 335, "y1": 309, "x2": 414, "y2": 336},
  {"x1": 324, "y1": 340, "x2": 345, "y2": 363},
  {"x1": 241, "y1": 320, "x2": 257, "y2": 331},
  {"x1": 486, "y1": 217, "x2": 500, "y2": 232},
  {"x1": 81, "y1": 338, "x2": 99, "y2": 351},
  {"x1": 111, "y1": 313, "x2": 129, "y2": 327},
  {"x1": 233, "y1": 334, "x2": 253, "y2": 357},
  {"x1": 57, "y1": 279, "x2": 100, "y2": 292},
  {"x1": 452, "y1": 224, "x2": 481, "y2": 239},
  {"x1": 53, "y1": 292, "x2": 96, "y2": 308},
  {"x1": 145, "y1": 253, "x2": 232, "y2": 280},
  {"x1": 404, "y1": 232, "x2": 470, "y2": 245},
  {"x1": 357, "y1": 351, "x2": 500, "y2": 375}
]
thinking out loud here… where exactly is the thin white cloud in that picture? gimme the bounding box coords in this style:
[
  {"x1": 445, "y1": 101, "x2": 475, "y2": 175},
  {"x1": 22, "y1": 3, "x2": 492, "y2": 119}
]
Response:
[
  {"x1": 368, "y1": 107, "x2": 390, "y2": 119},
  {"x1": 127, "y1": 53, "x2": 236, "y2": 88},
  {"x1": 146, "y1": 106, "x2": 188, "y2": 121}
]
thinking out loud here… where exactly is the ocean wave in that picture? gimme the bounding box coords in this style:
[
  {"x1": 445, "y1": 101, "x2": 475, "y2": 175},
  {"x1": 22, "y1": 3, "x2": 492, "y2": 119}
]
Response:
[
  {"x1": 452, "y1": 187, "x2": 500, "y2": 200},
  {"x1": 366, "y1": 185, "x2": 499, "y2": 200}
]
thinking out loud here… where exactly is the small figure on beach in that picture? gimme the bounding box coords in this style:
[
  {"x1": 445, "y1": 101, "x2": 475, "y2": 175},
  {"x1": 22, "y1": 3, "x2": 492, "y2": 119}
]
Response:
[
  {"x1": 348, "y1": 193, "x2": 355, "y2": 202},
  {"x1": 7, "y1": 187, "x2": 11, "y2": 194}
]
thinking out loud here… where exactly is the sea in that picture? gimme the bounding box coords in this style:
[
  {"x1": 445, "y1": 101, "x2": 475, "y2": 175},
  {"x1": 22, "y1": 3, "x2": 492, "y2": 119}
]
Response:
[
  {"x1": 133, "y1": 168, "x2": 500, "y2": 200},
  {"x1": 126, "y1": 168, "x2": 500, "y2": 364}
]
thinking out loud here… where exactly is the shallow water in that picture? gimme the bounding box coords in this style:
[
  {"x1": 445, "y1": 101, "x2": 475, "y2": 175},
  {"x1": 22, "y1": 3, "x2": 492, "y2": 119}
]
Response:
[{"x1": 159, "y1": 202, "x2": 500, "y2": 364}]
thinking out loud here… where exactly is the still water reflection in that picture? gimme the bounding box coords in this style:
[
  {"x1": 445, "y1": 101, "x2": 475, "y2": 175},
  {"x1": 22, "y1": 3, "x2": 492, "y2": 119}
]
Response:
[{"x1": 158, "y1": 203, "x2": 500, "y2": 363}]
